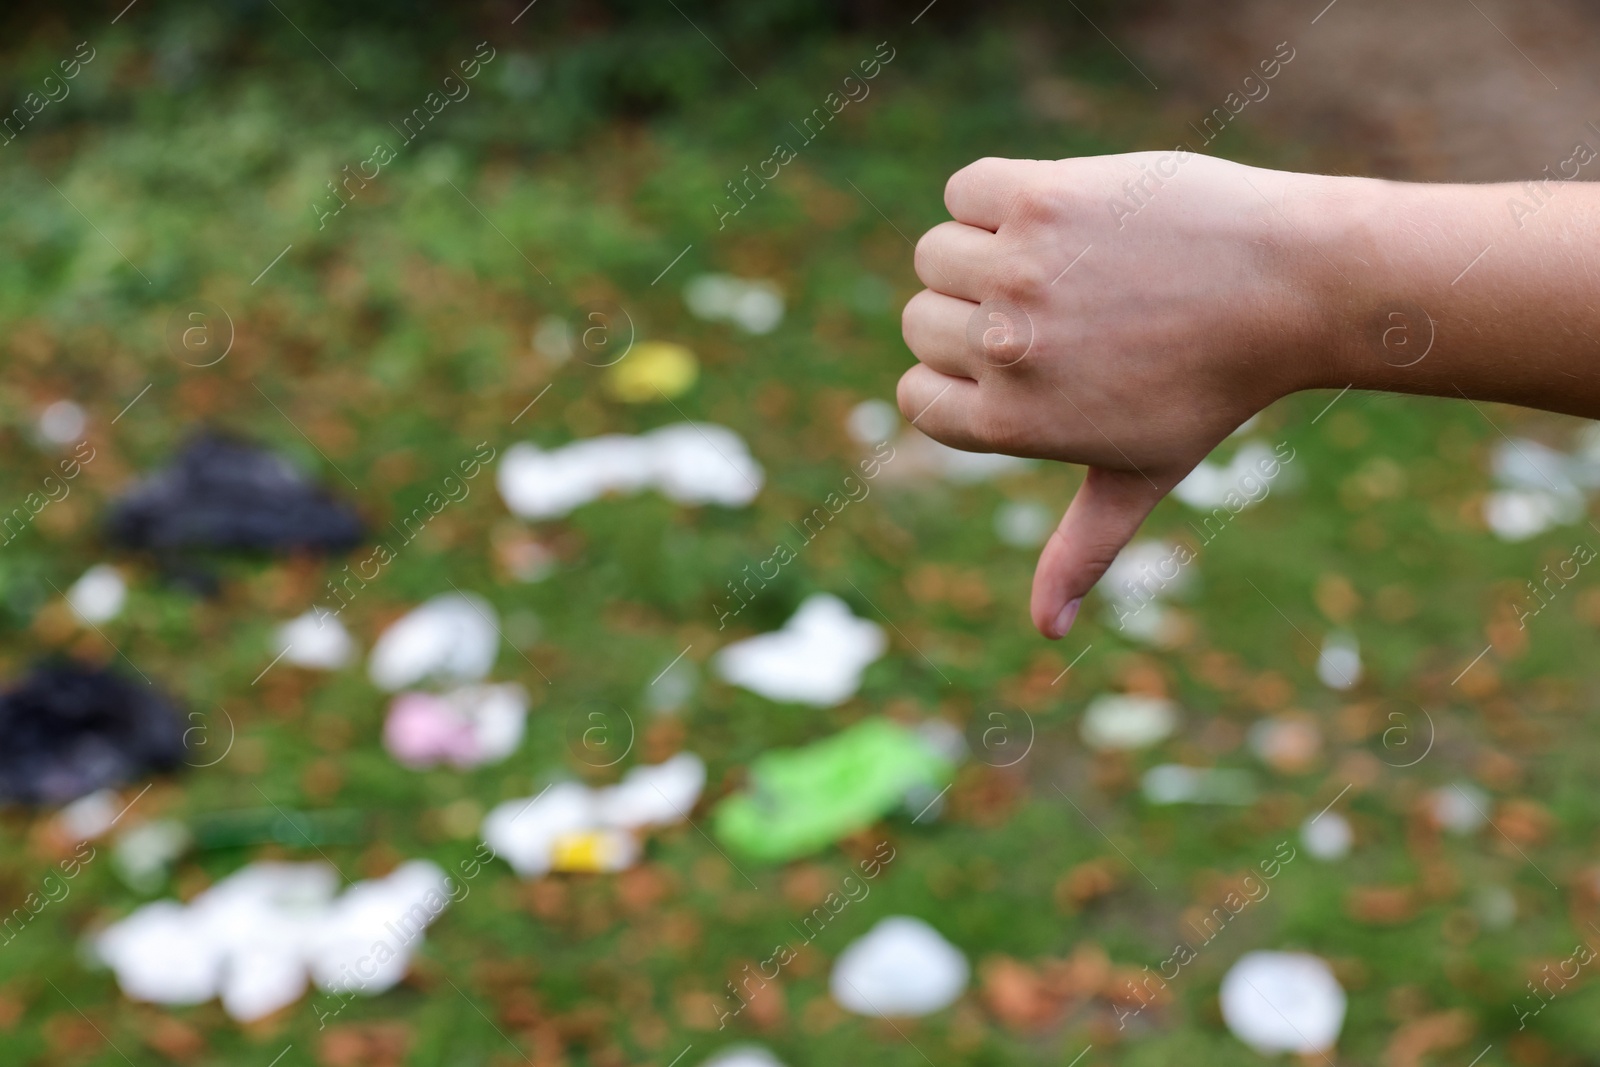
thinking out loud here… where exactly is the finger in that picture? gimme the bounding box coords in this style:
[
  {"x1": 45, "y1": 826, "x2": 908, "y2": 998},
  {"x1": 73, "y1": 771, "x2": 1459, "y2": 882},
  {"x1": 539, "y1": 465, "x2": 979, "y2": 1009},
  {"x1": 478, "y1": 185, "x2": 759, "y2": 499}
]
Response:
[
  {"x1": 902, "y1": 289, "x2": 981, "y2": 380},
  {"x1": 1030, "y1": 467, "x2": 1167, "y2": 640},
  {"x1": 945, "y1": 156, "x2": 1037, "y2": 231},
  {"x1": 914, "y1": 221, "x2": 1000, "y2": 301},
  {"x1": 895, "y1": 364, "x2": 984, "y2": 452}
]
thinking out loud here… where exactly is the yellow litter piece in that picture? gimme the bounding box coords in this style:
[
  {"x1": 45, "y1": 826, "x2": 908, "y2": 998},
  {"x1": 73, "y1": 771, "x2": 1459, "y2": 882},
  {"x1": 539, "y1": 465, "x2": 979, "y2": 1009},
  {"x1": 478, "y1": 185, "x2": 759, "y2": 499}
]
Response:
[
  {"x1": 550, "y1": 829, "x2": 639, "y2": 872},
  {"x1": 605, "y1": 341, "x2": 698, "y2": 403}
]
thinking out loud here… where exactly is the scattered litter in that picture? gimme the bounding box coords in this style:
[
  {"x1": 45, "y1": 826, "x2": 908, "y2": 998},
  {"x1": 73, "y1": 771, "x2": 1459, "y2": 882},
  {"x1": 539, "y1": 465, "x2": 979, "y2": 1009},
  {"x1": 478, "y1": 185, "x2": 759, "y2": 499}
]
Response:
[
  {"x1": 1427, "y1": 783, "x2": 1489, "y2": 834},
  {"x1": 1141, "y1": 765, "x2": 1255, "y2": 806},
  {"x1": 994, "y1": 500, "x2": 1055, "y2": 548},
  {"x1": 700, "y1": 1047, "x2": 787, "y2": 1067},
  {"x1": 95, "y1": 859, "x2": 451, "y2": 1022},
  {"x1": 605, "y1": 341, "x2": 699, "y2": 402},
  {"x1": 830, "y1": 916, "x2": 969, "y2": 1017},
  {"x1": 112, "y1": 818, "x2": 192, "y2": 894},
  {"x1": 1316, "y1": 633, "x2": 1362, "y2": 690},
  {"x1": 1248, "y1": 716, "x2": 1322, "y2": 774},
  {"x1": 1482, "y1": 437, "x2": 1591, "y2": 541},
  {"x1": 1172, "y1": 441, "x2": 1282, "y2": 509},
  {"x1": 58, "y1": 787, "x2": 121, "y2": 841},
  {"x1": 0, "y1": 660, "x2": 186, "y2": 805},
  {"x1": 1080, "y1": 694, "x2": 1178, "y2": 752},
  {"x1": 38, "y1": 400, "x2": 88, "y2": 445},
  {"x1": 66, "y1": 564, "x2": 126, "y2": 625},
  {"x1": 482, "y1": 754, "x2": 707, "y2": 877},
  {"x1": 846, "y1": 399, "x2": 899, "y2": 446},
  {"x1": 684, "y1": 274, "x2": 784, "y2": 334},
  {"x1": 278, "y1": 610, "x2": 356, "y2": 670},
  {"x1": 713, "y1": 718, "x2": 955, "y2": 863},
  {"x1": 497, "y1": 423, "x2": 763, "y2": 520},
  {"x1": 107, "y1": 432, "x2": 364, "y2": 557},
  {"x1": 1219, "y1": 951, "x2": 1346, "y2": 1055},
  {"x1": 368, "y1": 593, "x2": 499, "y2": 692},
  {"x1": 1300, "y1": 812, "x2": 1352, "y2": 861},
  {"x1": 713, "y1": 594, "x2": 886, "y2": 706},
  {"x1": 383, "y1": 684, "x2": 528, "y2": 770}
]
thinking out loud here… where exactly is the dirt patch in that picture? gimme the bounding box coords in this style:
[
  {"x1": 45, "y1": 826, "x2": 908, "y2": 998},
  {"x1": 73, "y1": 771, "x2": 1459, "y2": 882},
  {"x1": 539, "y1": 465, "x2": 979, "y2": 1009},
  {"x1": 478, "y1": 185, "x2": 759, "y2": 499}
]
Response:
[{"x1": 1115, "y1": 0, "x2": 1600, "y2": 181}]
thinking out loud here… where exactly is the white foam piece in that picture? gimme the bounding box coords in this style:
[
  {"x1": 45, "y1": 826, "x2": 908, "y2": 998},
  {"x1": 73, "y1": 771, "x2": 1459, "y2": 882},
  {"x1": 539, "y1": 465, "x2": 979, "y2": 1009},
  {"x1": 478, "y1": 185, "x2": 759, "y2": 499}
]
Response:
[
  {"x1": 307, "y1": 860, "x2": 450, "y2": 995},
  {"x1": 497, "y1": 423, "x2": 763, "y2": 520},
  {"x1": 66, "y1": 564, "x2": 126, "y2": 625},
  {"x1": 846, "y1": 399, "x2": 899, "y2": 446},
  {"x1": 1172, "y1": 442, "x2": 1278, "y2": 509},
  {"x1": 593, "y1": 752, "x2": 706, "y2": 829},
  {"x1": 278, "y1": 610, "x2": 356, "y2": 670},
  {"x1": 830, "y1": 916, "x2": 969, "y2": 1017},
  {"x1": 481, "y1": 782, "x2": 598, "y2": 878},
  {"x1": 96, "y1": 900, "x2": 224, "y2": 1005},
  {"x1": 368, "y1": 593, "x2": 499, "y2": 692},
  {"x1": 1317, "y1": 633, "x2": 1362, "y2": 690},
  {"x1": 713, "y1": 594, "x2": 887, "y2": 706},
  {"x1": 1220, "y1": 952, "x2": 1346, "y2": 1055},
  {"x1": 1300, "y1": 812, "x2": 1353, "y2": 861},
  {"x1": 1080, "y1": 694, "x2": 1178, "y2": 751}
]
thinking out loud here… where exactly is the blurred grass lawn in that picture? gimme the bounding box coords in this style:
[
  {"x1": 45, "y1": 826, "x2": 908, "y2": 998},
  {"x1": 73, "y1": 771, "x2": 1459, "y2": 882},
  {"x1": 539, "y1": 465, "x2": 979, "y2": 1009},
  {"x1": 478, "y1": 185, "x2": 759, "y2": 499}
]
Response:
[{"x1": 2, "y1": 4, "x2": 1600, "y2": 1065}]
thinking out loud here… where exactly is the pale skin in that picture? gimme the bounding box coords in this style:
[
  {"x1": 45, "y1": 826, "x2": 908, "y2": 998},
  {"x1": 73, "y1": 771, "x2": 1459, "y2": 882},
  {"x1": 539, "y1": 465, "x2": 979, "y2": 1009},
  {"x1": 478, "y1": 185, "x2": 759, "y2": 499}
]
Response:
[{"x1": 898, "y1": 152, "x2": 1600, "y2": 639}]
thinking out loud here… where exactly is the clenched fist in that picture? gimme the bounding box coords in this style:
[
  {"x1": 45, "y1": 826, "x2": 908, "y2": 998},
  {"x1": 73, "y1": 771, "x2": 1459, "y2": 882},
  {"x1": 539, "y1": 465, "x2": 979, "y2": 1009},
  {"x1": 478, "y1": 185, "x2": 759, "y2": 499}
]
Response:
[{"x1": 898, "y1": 153, "x2": 1346, "y2": 638}]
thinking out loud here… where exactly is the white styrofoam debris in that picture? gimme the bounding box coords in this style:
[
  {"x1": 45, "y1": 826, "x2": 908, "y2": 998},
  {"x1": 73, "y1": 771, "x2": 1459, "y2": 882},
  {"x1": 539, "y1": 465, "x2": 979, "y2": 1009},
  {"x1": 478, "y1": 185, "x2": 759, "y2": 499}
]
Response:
[
  {"x1": 830, "y1": 916, "x2": 969, "y2": 1017},
  {"x1": 66, "y1": 564, "x2": 126, "y2": 625},
  {"x1": 368, "y1": 593, "x2": 499, "y2": 692},
  {"x1": 497, "y1": 423, "x2": 763, "y2": 520},
  {"x1": 481, "y1": 782, "x2": 596, "y2": 878},
  {"x1": 1220, "y1": 951, "x2": 1346, "y2": 1055},
  {"x1": 593, "y1": 753, "x2": 707, "y2": 829},
  {"x1": 1080, "y1": 694, "x2": 1179, "y2": 751},
  {"x1": 278, "y1": 610, "x2": 356, "y2": 670},
  {"x1": 713, "y1": 594, "x2": 886, "y2": 706}
]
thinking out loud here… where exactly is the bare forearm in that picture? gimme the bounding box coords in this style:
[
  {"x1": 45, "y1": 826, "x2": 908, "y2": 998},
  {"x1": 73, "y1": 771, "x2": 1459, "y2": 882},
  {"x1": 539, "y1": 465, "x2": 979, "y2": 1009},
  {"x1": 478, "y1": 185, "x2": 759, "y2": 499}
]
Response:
[{"x1": 1312, "y1": 178, "x2": 1600, "y2": 418}]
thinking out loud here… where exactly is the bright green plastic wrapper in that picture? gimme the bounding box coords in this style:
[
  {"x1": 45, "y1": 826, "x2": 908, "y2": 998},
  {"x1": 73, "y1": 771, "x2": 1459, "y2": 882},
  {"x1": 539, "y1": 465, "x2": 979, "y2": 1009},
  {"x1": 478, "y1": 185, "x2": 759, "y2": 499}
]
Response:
[{"x1": 713, "y1": 717, "x2": 956, "y2": 863}]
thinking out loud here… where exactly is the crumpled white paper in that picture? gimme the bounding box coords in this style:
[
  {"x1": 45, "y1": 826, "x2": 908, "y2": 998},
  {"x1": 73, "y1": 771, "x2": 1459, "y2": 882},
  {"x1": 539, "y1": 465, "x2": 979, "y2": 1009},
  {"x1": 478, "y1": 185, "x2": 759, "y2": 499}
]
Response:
[
  {"x1": 713, "y1": 594, "x2": 886, "y2": 706},
  {"x1": 497, "y1": 423, "x2": 763, "y2": 520},
  {"x1": 368, "y1": 593, "x2": 499, "y2": 692},
  {"x1": 830, "y1": 916, "x2": 969, "y2": 1017},
  {"x1": 1219, "y1": 951, "x2": 1346, "y2": 1055},
  {"x1": 96, "y1": 860, "x2": 451, "y2": 1022},
  {"x1": 482, "y1": 753, "x2": 707, "y2": 877}
]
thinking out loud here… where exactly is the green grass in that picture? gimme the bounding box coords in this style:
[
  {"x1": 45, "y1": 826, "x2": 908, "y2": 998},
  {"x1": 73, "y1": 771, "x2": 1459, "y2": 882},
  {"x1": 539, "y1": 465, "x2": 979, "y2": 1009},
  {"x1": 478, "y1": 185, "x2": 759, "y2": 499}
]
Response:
[{"x1": 1, "y1": 6, "x2": 1599, "y2": 1066}]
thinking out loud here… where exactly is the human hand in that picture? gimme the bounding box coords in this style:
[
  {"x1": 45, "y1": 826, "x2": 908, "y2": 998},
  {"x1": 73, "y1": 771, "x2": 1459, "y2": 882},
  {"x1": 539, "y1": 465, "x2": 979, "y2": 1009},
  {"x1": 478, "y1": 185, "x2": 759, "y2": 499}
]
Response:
[{"x1": 898, "y1": 152, "x2": 1343, "y2": 638}]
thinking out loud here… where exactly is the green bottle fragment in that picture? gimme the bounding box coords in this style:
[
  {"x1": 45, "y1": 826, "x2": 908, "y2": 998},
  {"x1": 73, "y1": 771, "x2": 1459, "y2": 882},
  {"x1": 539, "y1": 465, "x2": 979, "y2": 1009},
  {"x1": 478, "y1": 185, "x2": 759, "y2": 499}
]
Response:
[{"x1": 713, "y1": 717, "x2": 955, "y2": 864}]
